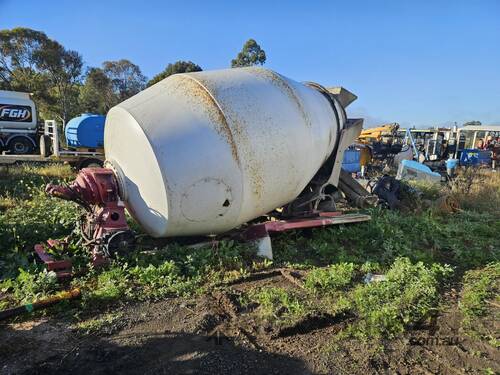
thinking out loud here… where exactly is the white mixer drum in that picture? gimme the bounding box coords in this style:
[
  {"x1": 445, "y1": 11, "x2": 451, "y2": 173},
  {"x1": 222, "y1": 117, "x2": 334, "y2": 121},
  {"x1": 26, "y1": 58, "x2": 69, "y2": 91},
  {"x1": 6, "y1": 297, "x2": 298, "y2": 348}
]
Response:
[{"x1": 104, "y1": 67, "x2": 347, "y2": 237}]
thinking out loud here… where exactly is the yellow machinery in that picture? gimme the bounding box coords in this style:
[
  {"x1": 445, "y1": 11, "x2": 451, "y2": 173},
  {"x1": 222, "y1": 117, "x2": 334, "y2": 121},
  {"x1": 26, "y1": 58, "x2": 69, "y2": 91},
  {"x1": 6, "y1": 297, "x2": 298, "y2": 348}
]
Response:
[{"x1": 358, "y1": 123, "x2": 400, "y2": 144}]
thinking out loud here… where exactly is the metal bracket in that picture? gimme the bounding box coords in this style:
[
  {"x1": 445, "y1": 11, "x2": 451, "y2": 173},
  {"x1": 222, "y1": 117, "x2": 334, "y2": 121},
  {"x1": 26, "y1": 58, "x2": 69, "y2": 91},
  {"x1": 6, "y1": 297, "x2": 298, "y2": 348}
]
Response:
[{"x1": 326, "y1": 118, "x2": 364, "y2": 187}]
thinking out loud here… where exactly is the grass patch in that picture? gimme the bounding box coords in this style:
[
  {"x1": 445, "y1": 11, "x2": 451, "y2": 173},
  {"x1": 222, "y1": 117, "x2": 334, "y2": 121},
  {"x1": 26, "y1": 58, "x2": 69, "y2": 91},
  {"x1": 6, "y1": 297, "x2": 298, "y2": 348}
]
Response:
[
  {"x1": 249, "y1": 287, "x2": 306, "y2": 323},
  {"x1": 0, "y1": 269, "x2": 58, "y2": 303},
  {"x1": 273, "y1": 208, "x2": 499, "y2": 269},
  {"x1": 0, "y1": 164, "x2": 79, "y2": 278},
  {"x1": 129, "y1": 260, "x2": 197, "y2": 299},
  {"x1": 459, "y1": 263, "x2": 499, "y2": 328},
  {"x1": 74, "y1": 311, "x2": 124, "y2": 334},
  {"x1": 304, "y1": 262, "x2": 356, "y2": 293},
  {"x1": 0, "y1": 163, "x2": 74, "y2": 180},
  {"x1": 448, "y1": 168, "x2": 500, "y2": 214},
  {"x1": 0, "y1": 164, "x2": 498, "y2": 342},
  {"x1": 244, "y1": 258, "x2": 453, "y2": 339},
  {"x1": 349, "y1": 258, "x2": 453, "y2": 338}
]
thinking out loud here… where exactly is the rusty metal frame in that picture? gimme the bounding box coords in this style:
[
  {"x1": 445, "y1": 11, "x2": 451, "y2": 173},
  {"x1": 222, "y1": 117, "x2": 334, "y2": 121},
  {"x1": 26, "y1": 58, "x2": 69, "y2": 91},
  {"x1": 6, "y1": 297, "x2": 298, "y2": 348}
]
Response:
[{"x1": 242, "y1": 212, "x2": 371, "y2": 259}]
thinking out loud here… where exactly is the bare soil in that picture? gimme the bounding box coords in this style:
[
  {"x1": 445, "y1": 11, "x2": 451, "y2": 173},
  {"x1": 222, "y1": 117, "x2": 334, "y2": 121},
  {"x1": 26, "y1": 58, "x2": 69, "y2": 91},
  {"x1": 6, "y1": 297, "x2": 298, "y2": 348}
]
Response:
[{"x1": 1, "y1": 269, "x2": 498, "y2": 374}]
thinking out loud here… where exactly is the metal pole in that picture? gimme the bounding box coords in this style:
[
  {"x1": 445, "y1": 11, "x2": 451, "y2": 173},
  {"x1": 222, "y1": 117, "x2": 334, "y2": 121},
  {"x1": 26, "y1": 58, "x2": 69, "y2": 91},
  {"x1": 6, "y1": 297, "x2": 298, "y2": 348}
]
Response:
[{"x1": 454, "y1": 129, "x2": 460, "y2": 159}]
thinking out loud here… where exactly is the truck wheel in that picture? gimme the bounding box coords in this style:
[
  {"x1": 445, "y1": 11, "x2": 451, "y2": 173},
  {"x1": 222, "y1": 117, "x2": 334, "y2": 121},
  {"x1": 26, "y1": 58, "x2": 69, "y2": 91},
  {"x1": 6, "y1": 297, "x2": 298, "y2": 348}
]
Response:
[
  {"x1": 39, "y1": 135, "x2": 52, "y2": 157},
  {"x1": 9, "y1": 137, "x2": 34, "y2": 155}
]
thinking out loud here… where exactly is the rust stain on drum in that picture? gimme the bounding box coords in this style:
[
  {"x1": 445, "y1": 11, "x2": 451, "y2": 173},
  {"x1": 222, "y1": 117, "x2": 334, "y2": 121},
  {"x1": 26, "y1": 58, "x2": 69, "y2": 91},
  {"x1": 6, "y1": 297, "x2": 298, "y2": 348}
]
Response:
[
  {"x1": 250, "y1": 68, "x2": 312, "y2": 128},
  {"x1": 177, "y1": 73, "x2": 270, "y2": 201},
  {"x1": 178, "y1": 76, "x2": 240, "y2": 165},
  {"x1": 221, "y1": 104, "x2": 265, "y2": 201},
  {"x1": 194, "y1": 76, "x2": 266, "y2": 201}
]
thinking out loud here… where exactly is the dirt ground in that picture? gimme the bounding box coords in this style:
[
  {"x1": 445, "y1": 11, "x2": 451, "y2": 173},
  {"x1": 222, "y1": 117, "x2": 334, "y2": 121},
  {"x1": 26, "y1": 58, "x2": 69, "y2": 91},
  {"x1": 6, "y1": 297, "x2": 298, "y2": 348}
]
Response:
[{"x1": 1, "y1": 269, "x2": 498, "y2": 375}]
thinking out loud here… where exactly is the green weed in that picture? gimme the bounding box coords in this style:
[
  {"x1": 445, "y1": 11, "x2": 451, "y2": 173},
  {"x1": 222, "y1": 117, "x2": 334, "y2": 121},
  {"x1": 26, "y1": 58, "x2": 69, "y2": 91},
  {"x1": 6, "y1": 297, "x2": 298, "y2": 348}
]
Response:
[
  {"x1": 0, "y1": 164, "x2": 498, "y2": 343},
  {"x1": 0, "y1": 167, "x2": 79, "y2": 278},
  {"x1": 459, "y1": 263, "x2": 499, "y2": 326},
  {"x1": 74, "y1": 311, "x2": 124, "y2": 334},
  {"x1": 249, "y1": 287, "x2": 305, "y2": 323},
  {"x1": 129, "y1": 260, "x2": 197, "y2": 299},
  {"x1": 84, "y1": 265, "x2": 132, "y2": 304},
  {"x1": 304, "y1": 262, "x2": 356, "y2": 293},
  {"x1": 274, "y1": 208, "x2": 499, "y2": 269},
  {"x1": 0, "y1": 268, "x2": 58, "y2": 303},
  {"x1": 349, "y1": 258, "x2": 453, "y2": 338}
]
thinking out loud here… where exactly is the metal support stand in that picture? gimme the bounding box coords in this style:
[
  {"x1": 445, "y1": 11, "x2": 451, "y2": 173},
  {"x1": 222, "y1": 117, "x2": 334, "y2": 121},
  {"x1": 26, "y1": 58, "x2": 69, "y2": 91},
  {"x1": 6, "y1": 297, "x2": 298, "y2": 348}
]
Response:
[{"x1": 242, "y1": 212, "x2": 371, "y2": 259}]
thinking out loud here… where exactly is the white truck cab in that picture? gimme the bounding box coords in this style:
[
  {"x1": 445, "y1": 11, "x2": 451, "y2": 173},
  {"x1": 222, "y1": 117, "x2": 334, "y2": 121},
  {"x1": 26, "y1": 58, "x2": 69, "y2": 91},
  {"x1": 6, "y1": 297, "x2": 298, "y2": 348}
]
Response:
[{"x1": 0, "y1": 90, "x2": 38, "y2": 154}]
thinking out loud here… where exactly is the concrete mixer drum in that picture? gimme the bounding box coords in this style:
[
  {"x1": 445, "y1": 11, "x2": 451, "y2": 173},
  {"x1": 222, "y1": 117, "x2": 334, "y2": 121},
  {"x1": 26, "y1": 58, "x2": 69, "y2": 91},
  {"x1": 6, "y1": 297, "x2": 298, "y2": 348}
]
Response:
[
  {"x1": 40, "y1": 67, "x2": 367, "y2": 267},
  {"x1": 104, "y1": 67, "x2": 363, "y2": 237}
]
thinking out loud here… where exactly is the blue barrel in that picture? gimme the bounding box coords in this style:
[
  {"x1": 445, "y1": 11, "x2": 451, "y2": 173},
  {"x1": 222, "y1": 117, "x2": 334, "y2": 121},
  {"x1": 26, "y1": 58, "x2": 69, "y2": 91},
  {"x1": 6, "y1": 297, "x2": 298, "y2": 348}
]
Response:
[
  {"x1": 445, "y1": 158, "x2": 459, "y2": 169},
  {"x1": 445, "y1": 158, "x2": 459, "y2": 176},
  {"x1": 342, "y1": 148, "x2": 361, "y2": 173},
  {"x1": 65, "y1": 113, "x2": 105, "y2": 148}
]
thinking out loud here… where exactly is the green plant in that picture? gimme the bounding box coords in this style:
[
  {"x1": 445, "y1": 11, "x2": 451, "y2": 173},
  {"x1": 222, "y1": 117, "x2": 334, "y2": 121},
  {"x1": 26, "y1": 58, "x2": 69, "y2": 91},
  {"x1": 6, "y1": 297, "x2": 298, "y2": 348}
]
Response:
[
  {"x1": 250, "y1": 287, "x2": 305, "y2": 322},
  {"x1": 350, "y1": 258, "x2": 453, "y2": 338},
  {"x1": 86, "y1": 265, "x2": 131, "y2": 303},
  {"x1": 304, "y1": 263, "x2": 356, "y2": 293},
  {"x1": 0, "y1": 166, "x2": 79, "y2": 278},
  {"x1": 274, "y1": 207, "x2": 499, "y2": 270},
  {"x1": 459, "y1": 263, "x2": 499, "y2": 326},
  {"x1": 74, "y1": 312, "x2": 124, "y2": 334},
  {"x1": 1, "y1": 268, "x2": 58, "y2": 304},
  {"x1": 0, "y1": 163, "x2": 498, "y2": 345},
  {"x1": 129, "y1": 260, "x2": 197, "y2": 298}
]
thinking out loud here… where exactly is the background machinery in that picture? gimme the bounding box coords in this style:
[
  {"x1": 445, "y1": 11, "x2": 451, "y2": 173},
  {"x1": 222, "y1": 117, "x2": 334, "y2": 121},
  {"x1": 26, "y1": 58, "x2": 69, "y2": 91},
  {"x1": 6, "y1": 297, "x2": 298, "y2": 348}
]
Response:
[{"x1": 0, "y1": 90, "x2": 105, "y2": 169}]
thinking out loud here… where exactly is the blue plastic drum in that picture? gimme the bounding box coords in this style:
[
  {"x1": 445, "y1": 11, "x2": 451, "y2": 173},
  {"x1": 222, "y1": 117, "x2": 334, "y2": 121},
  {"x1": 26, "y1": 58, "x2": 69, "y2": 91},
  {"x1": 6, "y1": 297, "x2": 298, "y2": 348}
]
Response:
[
  {"x1": 342, "y1": 149, "x2": 361, "y2": 173},
  {"x1": 65, "y1": 113, "x2": 105, "y2": 148}
]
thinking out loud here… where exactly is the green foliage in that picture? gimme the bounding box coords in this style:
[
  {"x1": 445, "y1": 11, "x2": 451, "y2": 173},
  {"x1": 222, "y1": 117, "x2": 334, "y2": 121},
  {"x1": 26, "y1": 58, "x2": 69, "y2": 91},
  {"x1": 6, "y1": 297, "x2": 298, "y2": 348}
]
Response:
[
  {"x1": 102, "y1": 59, "x2": 146, "y2": 101},
  {"x1": 74, "y1": 312, "x2": 123, "y2": 334},
  {"x1": 0, "y1": 28, "x2": 52, "y2": 96},
  {"x1": 147, "y1": 60, "x2": 202, "y2": 87},
  {"x1": 129, "y1": 260, "x2": 195, "y2": 298},
  {"x1": 0, "y1": 27, "x2": 83, "y2": 122},
  {"x1": 231, "y1": 39, "x2": 266, "y2": 67},
  {"x1": 79, "y1": 67, "x2": 116, "y2": 114},
  {"x1": 459, "y1": 263, "x2": 499, "y2": 325},
  {"x1": 0, "y1": 268, "x2": 58, "y2": 303},
  {"x1": 0, "y1": 164, "x2": 498, "y2": 343},
  {"x1": 350, "y1": 258, "x2": 453, "y2": 338},
  {"x1": 360, "y1": 261, "x2": 381, "y2": 273},
  {"x1": 1, "y1": 28, "x2": 147, "y2": 120},
  {"x1": 87, "y1": 265, "x2": 131, "y2": 303},
  {"x1": 407, "y1": 179, "x2": 443, "y2": 201},
  {"x1": 36, "y1": 39, "x2": 83, "y2": 122},
  {"x1": 250, "y1": 287, "x2": 305, "y2": 322},
  {"x1": 71, "y1": 240, "x2": 256, "y2": 307},
  {"x1": 304, "y1": 263, "x2": 356, "y2": 292},
  {"x1": 0, "y1": 171, "x2": 79, "y2": 278},
  {"x1": 274, "y1": 208, "x2": 499, "y2": 269}
]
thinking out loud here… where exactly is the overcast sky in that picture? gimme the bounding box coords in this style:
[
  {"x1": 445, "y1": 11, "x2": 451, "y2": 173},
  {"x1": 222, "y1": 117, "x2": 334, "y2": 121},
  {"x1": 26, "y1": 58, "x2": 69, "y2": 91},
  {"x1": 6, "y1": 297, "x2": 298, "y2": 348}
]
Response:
[{"x1": 1, "y1": 0, "x2": 499, "y2": 127}]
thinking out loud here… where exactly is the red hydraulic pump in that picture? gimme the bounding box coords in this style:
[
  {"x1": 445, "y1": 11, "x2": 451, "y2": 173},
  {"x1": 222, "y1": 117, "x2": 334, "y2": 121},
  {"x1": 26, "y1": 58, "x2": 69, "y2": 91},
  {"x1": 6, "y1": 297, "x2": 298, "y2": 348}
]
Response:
[{"x1": 45, "y1": 168, "x2": 134, "y2": 259}]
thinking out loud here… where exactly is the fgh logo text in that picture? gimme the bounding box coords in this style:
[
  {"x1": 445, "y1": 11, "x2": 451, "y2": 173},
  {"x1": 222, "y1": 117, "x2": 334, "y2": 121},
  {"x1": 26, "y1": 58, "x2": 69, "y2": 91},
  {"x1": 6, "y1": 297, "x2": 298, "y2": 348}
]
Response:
[{"x1": 1, "y1": 108, "x2": 29, "y2": 118}]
